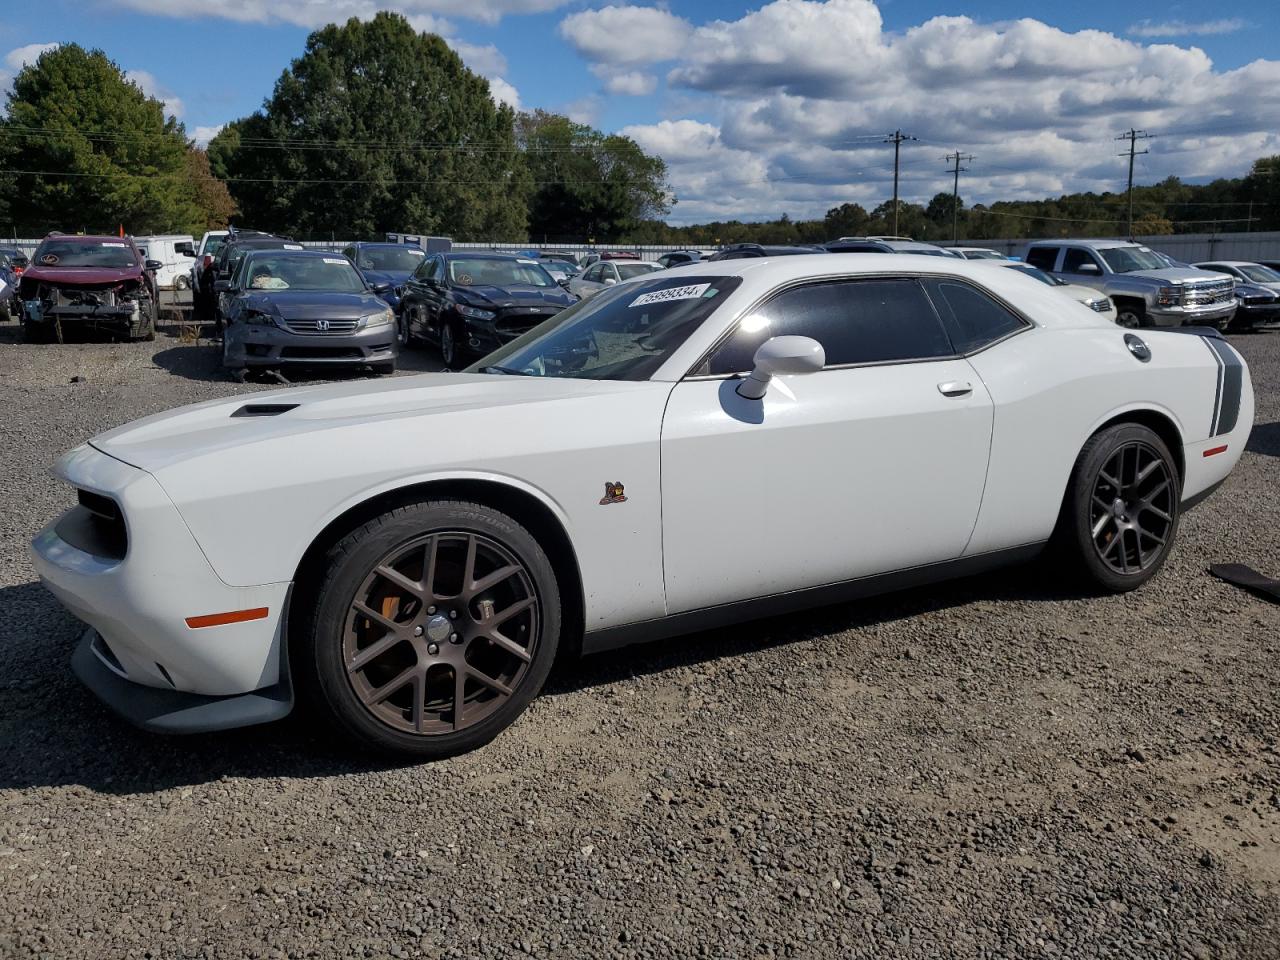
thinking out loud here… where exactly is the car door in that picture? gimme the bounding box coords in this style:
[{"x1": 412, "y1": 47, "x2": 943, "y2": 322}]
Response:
[
  {"x1": 1056, "y1": 248, "x2": 1106, "y2": 291},
  {"x1": 573, "y1": 263, "x2": 603, "y2": 298},
  {"x1": 660, "y1": 276, "x2": 996, "y2": 614},
  {"x1": 420, "y1": 256, "x2": 448, "y2": 334}
]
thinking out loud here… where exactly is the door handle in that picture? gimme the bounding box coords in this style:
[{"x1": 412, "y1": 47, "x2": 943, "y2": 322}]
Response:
[{"x1": 937, "y1": 381, "x2": 972, "y2": 398}]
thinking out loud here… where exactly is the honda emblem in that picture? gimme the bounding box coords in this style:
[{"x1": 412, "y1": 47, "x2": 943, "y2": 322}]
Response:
[{"x1": 316, "y1": 319, "x2": 330, "y2": 331}]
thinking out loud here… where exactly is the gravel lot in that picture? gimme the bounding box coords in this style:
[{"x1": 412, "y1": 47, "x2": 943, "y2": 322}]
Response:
[{"x1": 1, "y1": 321, "x2": 1278, "y2": 959}]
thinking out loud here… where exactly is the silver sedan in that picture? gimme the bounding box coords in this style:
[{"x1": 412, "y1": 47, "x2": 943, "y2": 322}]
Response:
[{"x1": 568, "y1": 260, "x2": 663, "y2": 300}]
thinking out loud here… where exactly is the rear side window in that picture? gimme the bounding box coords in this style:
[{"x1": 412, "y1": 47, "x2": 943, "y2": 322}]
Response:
[
  {"x1": 1025, "y1": 246, "x2": 1058, "y2": 271},
  {"x1": 923, "y1": 279, "x2": 1027, "y2": 354},
  {"x1": 706, "y1": 278, "x2": 953, "y2": 375}
]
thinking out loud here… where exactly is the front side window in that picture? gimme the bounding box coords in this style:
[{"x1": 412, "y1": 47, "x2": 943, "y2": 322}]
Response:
[
  {"x1": 583, "y1": 264, "x2": 604, "y2": 283},
  {"x1": 1062, "y1": 248, "x2": 1102, "y2": 274},
  {"x1": 470, "y1": 275, "x2": 743, "y2": 381},
  {"x1": 704, "y1": 278, "x2": 954, "y2": 376},
  {"x1": 1024, "y1": 246, "x2": 1059, "y2": 271},
  {"x1": 923, "y1": 279, "x2": 1027, "y2": 354}
]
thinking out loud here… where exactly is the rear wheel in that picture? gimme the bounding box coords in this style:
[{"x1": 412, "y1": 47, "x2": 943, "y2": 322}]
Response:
[
  {"x1": 297, "y1": 500, "x2": 561, "y2": 759},
  {"x1": 397, "y1": 307, "x2": 419, "y2": 348},
  {"x1": 1059, "y1": 423, "x2": 1179, "y2": 592}
]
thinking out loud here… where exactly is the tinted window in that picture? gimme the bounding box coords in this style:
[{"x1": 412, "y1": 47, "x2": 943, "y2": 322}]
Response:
[
  {"x1": 584, "y1": 264, "x2": 604, "y2": 282},
  {"x1": 1098, "y1": 246, "x2": 1166, "y2": 273},
  {"x1": 617, "y1": 263, "x2": 660, "y2": 280},
  {"x1": 924, "y1": 279, "x2": 1026, "y2": 354},
  {"x1": 706, "y1": 279, "x2": 953, "y2": 375},
  {"x1": 1025, "y1": 246, "x2": 1058, "y2": 271},
  {"x1": 32, "y1": 239, "x2": 138, "y2": 269},
  {"x1": 1062, "y1": 248, "x2": 1101, "y2": 274}
]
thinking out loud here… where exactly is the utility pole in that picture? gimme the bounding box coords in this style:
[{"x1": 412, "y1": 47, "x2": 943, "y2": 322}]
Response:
[
  {"x1": 883, "y1": 130, "x2": 917, "y2": 236},
  {"x1": 943, "y1": 150, "x2": 975, "y2": 244},
  {"x1": 1116, "y1": 129, "x2": 1152, "y2": 240}
]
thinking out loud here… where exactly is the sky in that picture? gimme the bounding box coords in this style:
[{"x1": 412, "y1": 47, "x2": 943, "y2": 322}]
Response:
[{"x1": 2, "y1": 0, "x2": 1278, "y2": 225}]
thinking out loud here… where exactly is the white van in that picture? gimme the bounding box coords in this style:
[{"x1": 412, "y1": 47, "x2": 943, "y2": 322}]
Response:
[{"x1": 134, "y1": 234, "x2": 196, "y2": 290}]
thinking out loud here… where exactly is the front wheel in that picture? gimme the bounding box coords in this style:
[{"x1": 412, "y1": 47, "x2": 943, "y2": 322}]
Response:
[
  {"x1": 1058, "y1": 423, "x2": 1180, "y2": 592},
  {"x1": 296, "y1": 500, "x2": 562, "y2": 759},
  {"x1": 439, "y1": 320, "x2": 464, "y2": 368},
  {"x1": 1115, "y1": 303, "x2": 1144, "y2": 329}
]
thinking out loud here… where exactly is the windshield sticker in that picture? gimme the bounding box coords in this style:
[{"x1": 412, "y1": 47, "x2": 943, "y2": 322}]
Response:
[
  {"x1": 40, "y1": 254, "x2": 59, "y2": 264},
  {"x1": 518, "y1": 258, "x2": 538, "y2": 264},
  {"x1": 284, "y1": 243, "x2": 304, "y2": 250},
  {"x1": 102, "y1": 242, "x2": 128, "y2": 248},
  {"x1": 629, "y1": 283, "x2": 711, "y2": 308},
  {"x1": 323, "y1": 257, "x2": 347, "y2": 265}
]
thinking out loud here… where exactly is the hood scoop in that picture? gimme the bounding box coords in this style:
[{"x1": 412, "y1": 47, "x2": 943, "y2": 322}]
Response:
[{"x1": 231, "y1": 403, "x2": 299, "y2": 418}]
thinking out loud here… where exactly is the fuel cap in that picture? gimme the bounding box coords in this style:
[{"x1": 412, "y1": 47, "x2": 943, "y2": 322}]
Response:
[{"x1": 1124, "y1": 333, "x2": 1151, "y2": 363}]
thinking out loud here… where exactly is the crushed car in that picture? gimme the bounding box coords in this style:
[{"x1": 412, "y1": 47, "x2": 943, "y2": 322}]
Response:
[{"x1": 19, "y1": 234, "x2": 160, "y2": 343}]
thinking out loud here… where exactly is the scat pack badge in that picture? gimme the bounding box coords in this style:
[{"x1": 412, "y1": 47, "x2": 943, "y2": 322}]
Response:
[{"x1": 599, "y1": 482, "x2": 628, "y2": 505}]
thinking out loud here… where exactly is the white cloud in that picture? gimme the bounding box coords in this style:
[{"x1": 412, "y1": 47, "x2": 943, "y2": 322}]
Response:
[
  {"x1": 595, "y1": 1, "x2": 1280, "y2": 223},
  {"x1": 104, "y1": 0, "x2": 567, "y2": 28},
  {"x1": 450, "y1": 40, "x2": 507, "y2": 78},
  {"x1": 562, "y1": 95, "x2": 604, "y2": 127},
  {"x1": 1128, "y1": 18, "x2": 1246, "y2": 38},
  {"x1": 591, "y1": 66, "x2": 657, "y2": 96},
  {"x1": 559, "y1": 5, "x2": 691, "y2": 65},
  {"x1": 127, "y1": 69, "x2": 184, "y2": 119},
  {"x1": 487, "y1": 77, "x2": 520, "y2": 110},
  {"x1": 192, "y1": 124, "x2": 226, "y2": 146},
  {"x1": 4, "y1": 42, "x2": 59, "y2": 71}
]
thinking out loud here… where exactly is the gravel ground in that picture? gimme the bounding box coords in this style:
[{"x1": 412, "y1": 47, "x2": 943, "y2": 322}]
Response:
[{"x1": 1, "y1": 321, "x2": 1278, "y2": 959}]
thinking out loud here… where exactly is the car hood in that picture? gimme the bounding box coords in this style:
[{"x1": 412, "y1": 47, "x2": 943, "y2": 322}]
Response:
[
  {"x1": 22, "y1": 265, "x2": 143, "y2": 286},
  {"x1": 455, "y1": 284, "x2": 575, "y2": 309},
  {"x1": 90, "y1": 373, "x2": 660, "y2": 474},
  {"x1": 1060, "y1": 283, "x2": 1107, "y2": 304},
  {"x1": 242, "y1": 290, "x2": 386, "y2": 320},
  {"x1": 360, "y1": 269, "x2": 413, "y2": 287},
  {"x1": 1235, "y1": 281, "x2": 1278, "y2": 298},
  {"x1": 1124, "y1": 267, "x2": 1231, "y2": 285}
]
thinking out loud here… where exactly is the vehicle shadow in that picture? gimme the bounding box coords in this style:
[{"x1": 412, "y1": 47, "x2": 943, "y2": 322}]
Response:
[
  {"x1": 1245, "y1": 421, "x2": 1280, "y2": 459},
  {"x1": 0, "y1": 560, "x2": 1087, "y2": 794}
]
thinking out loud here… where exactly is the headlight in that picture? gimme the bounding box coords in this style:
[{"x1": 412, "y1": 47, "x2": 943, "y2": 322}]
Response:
[
  {"x1": 1156, "y1": 286, "x2": 1181, "y2": 306},
  {"x1": 456, "y1": 304, "x2": 496, "y2": 321},
  {"x1": 1089, "y1": 298, "x2": 1112, "y2": 312},
  {"x1": 243, "y1": 310, "x2": 276, "y2": 326},
  {"x1": 362, "y1": 308, "x2": 395, "y2": 328}
]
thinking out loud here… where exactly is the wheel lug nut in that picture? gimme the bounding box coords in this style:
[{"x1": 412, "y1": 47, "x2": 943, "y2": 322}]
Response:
[
  {"x1": 450, "y1": 632, "x2": 460, "y2": 644},
  {"x1": 427, "y1": 642, "x2": 439, "y2": 655},
  {"x1": 427, "y1": 606, "x2": 436, "y2": 614},
  {"x1": 449, "y1": 610, "x2": 458, "y2": 619},
  {"x1": 413, "y1": 626, "x2": 423, "y2": 637}
]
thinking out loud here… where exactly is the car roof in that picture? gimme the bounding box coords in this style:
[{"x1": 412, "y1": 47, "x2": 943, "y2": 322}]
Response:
[
  {"x1": 39, "y1": 234, "x2": 135, "y2": 245},
  {"x1": 1194, "y1": 260, "x2": 1258, "y2": 268},
  {"x1": 443, "y1": 251, "x2": 540, "y2": 261},
  {"x1": 352, "y1": 241, "x2": 422, "y2": 249},
  {"x1": 241, "y1": 248, "x2": 346, "y2": 259},
  {"x1": 1030, "y1": 239, "x2": 1141, "y2": 250}
]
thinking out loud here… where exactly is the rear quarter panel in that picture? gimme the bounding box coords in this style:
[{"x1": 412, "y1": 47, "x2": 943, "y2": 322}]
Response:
[{"x1": 963, "y1": 326, "x2": 1234, "y2": 555}]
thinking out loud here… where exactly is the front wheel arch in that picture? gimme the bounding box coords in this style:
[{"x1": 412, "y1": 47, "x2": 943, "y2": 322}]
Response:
[{"x1": 289, "y1": 479, "x2": 586, "y2": 670}]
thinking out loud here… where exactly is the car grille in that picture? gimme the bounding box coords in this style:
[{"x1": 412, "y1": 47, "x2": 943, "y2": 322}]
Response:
[
  {"x1": 284, "y1": 319, "x2": 360, "y2": 334},
  {"x1": 1182, "y1": 281, "x2": 1233, "y2": 305},
  {"x1": 495, "y1": 309, "x2": 560, "y2": 338},
  {"x1": 1088, "y1": 299, "x2": 1113, "y2": 312},
  {"x1": 280, "y1": 346, "x2": 364, "y2": 359}
]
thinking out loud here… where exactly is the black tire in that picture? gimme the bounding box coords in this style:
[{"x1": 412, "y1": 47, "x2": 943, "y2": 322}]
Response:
[
  {"x1": 296, "y1": 499, "x2": 562, "y2": 759},
  {"x1": 371, "y1": 360, "x2": 396, "y2": 375},
  {"x1": 1114, "y1": 301, "x2": 1145, "y2": 329},
  {"x1": 439, "y1": 319, "x2": 464, "y2": 368},
  {"x1": 396, "y1": 307, "x2": 418, "y2": 349},
  {"x1": 1058, "y1": 423, "x2": 1180, "y2": 592}
]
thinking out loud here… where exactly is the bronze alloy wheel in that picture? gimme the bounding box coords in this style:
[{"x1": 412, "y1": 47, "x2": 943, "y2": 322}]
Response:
[
  {"x1": 342, "y1": 531, "x2": 540, "y2": 735},
  {"x1": 1088, "y1": 440, "x2": 1175, "y2": 575}
]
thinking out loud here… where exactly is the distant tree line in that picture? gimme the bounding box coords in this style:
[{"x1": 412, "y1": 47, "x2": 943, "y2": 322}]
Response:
[{"x1": 0, "y1": 16, "x2": 1275, "y2": 245}]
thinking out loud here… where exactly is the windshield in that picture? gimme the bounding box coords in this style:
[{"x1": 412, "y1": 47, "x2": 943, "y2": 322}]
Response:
[
  {"x1": 964, "y1": 250, "x2": 1004, "y2": 260},
  {"x1": 449, "y1": 258, "x2": 554, "y2": 288},
  {"x1": 1239, "y1": 264, "x2": 1280, "y2": 283},
  {"x1": 357, "y1": 246, "x2": 425, "y2": 272},
  {"x1": 1008, "y1": 263, "x2": 1065, "y2": 286},
  {"x1": 469, "y1": 275, "x2": 743, "y2": 381},
  {"x1": 542, "y1": 262, "x2": 573, "y2": 279},
  {"x1": 33, "y1": 239, "x2": 137, "y2": 269},
  {"x1": 240, "y1": 253, "x2": 367, "y2": 292},
  {"x1": 1099, "y1": 246, "x2": 1168, "y2": 273},
  {"x1": 617, "y1": 263, "x2": 661, "y2": 280}
]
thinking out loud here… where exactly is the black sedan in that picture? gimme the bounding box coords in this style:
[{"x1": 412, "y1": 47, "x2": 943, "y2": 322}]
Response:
[
  {"x1": 341, "y1": 241, "x2": 426, "y2": 314},
  {"x1": 218, "y1": 249, "x2": 398, "y2": 378},
  {"x1": 398, "y1": 252, "x2": 576, "y2": 367}
]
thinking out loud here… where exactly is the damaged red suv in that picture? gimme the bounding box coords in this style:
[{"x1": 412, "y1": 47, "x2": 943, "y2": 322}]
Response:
[{"x1": 18, "y1": 233, "x2": 160, "y2": 342}]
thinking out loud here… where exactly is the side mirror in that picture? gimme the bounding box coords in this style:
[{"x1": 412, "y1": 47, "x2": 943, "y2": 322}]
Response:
[
  {"x1": 213, "y1": 279, "x2": 233, "y2": 293},
  {"x1": 557, "y1": 278, "x2": 571, "y2": 289},
  {"x1": 603, "y1": 277, "x2": 617, "y2": 286},
  {"x1": 736, "y1": 335, "x2": 825, "y2": 399},
  {"x1": 1075, "y1": 263, "x2": 1101, "y2": 275},
  {"x1": 372, "y1": 282, "x2": 392, "y2": 294},
  {"x1": 145, "y1": 259, "x2": 163, "y2": 271}
]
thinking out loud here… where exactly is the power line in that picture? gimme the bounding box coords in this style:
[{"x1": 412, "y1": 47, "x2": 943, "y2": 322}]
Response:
[
  {"x1": 882, "y1": 130, "x2": 918, "y2": 235},
  {"x1": 1116, "y1": 128, "x2": 1154, "y2": 239},
  {"x1": 943, "y1": 150, "x2": 975, "y2": 244}
]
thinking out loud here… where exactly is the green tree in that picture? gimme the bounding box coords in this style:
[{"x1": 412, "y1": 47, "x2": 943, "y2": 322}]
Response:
[
  {"x1": 185, "y1": 147, "x2": 236, "y2": 230},
  {"x1": 212, "y1": 12, "x2": 530, "y2": 239},
  {"x1": 518, "y1": 110, "x2": 670, "y2": 242},
  {"x1": 0, "y1": 44, "x2": 205, "y2": 235}
]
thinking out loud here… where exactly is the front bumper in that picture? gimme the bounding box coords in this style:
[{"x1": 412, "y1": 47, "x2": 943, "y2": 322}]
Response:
[
  {"x1": 24, "y1": 301, "x2": 143, "y2": 335},
  {"x1": 224, "y1": 320, "x2": 397, "y2": 367},
  {"x1": 1232, "y1": 300, "x2": 1280, "y2": 330},
  {"x1": 30, "y1": 444, "x2": 292, "y2": 716},
  {"x1": 1147, "y1": 302, "x2": 1236, "y2": 329}
]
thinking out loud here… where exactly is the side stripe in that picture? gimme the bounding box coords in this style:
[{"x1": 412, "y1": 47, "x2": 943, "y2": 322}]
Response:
[
  {"x1": 1202, "y1": 336, "x2": 1224, "y2": 436},
  {"x1": 1205, "y1": 337, "x2": 1243, "y2": 436}
]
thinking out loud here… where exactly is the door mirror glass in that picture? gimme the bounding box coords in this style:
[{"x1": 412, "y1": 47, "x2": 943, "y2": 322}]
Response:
[
  {"x1": 145, "y1": 259, "x2": 163, "y2": 271},
  {"x1": 737, "y1": 335, "x2": 825, "y2": 399},
  {"x1": 1076, "y1": 262, "x2": 1100, "y2": 275}
]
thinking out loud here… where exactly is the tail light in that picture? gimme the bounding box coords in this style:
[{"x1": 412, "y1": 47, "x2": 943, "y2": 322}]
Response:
[{"x1": 13, "y1": 266, "x2": 23, "y2": 275}]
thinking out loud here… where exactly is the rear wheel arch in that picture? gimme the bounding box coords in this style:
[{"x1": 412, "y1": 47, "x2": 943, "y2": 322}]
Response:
[
  {"x1": 1092, "y1": 409, "x2": 1185, "y2": 489},
  {"x1": 289, "y1": 478, "x2": 585, "y2": 666}
]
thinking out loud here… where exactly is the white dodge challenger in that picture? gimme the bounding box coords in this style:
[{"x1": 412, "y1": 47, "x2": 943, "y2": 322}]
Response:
[{"x1": 31, "y1": 255, "x2": 1253, "y2": 758}]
